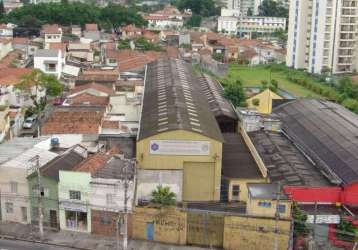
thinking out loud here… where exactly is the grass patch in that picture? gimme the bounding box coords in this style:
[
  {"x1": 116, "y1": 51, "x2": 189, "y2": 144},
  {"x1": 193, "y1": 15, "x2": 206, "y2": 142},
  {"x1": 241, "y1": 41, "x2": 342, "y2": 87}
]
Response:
[{"x1": 223, "y1": 64, "x2": 326, "y2": 98}]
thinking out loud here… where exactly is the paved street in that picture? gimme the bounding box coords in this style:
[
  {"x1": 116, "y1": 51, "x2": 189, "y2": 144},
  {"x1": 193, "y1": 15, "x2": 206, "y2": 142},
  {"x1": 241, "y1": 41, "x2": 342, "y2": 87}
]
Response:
[{"x1": 0, "y1": 239, "x2": 74, "y2": 250}]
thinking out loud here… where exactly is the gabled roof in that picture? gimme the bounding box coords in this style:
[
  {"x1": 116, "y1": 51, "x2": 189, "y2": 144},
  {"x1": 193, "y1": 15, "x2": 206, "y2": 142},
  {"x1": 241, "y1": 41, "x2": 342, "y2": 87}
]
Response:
[
  {"x1": 39, "y1": 145, "x2": 87, "y2": 181},
  {"x1": 67, "y1": 93, "x2": 109, "y2": 107},
  {"x1": 85, "y1": 23, "x2": 98, "y2": 31},
  {"x1": 274, "y1": 99, "x2": 358, "y2": 185},
  {"x1": 93, "y1": 156, "x2": 135, "y2": 180},
  {"x1": 42, "y1": 24, "x2": 61, "y2": 34},
  {"x1": 138, "y1": 58, "x2": 223, "y2": 142},
  {"x1": 70, "y1": 82, "x2": 115, "y2": 96},
  {"x1": 35, "y1": 49, "x2": 59, "y2": 58},
  {"x1": 199, "y1": 74, "x2": 237, "y2": 120}
]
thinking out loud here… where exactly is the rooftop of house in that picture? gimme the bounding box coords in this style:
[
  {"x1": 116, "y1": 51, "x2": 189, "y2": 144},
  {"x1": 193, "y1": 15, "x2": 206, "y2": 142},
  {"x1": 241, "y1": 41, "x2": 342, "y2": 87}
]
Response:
[
  {"x1": 73, "y1": 148, "x2": 119, "y2": 176},
  {"x1": 93, "y1": 156, "x2": 135, "y2": 180},
  {"x1": 121, "y1": 24, "x2": 142, "y2": 33},
  {"x1": 0, "y1": 137, "x2": 50, "y2": 165},
  {"x1": 70, "y1": 82, "x2": 115, "y2": 96},
  {"x1": 68, "y1": 43, "x2": 91, "y2": 51},
  {"x1": 138, "y1": 58, "x2": 223, "y2": 142},
  {"x1": 0, "y1": 67, "x2": 32, "y2": 86},
  {"x1": 248, "y1": 130, "x2": 331, "y2": 186},
  {"x1": 76, "y1": 70, "x2": 119, "y2": 84},
  {"x1": 34, "y1": 49, "x2": 59, "y2": 58},
  {"x1": 49, "y1": 42, "x2": 67, "y2": 53},
  {"x1": 85, "y1": 23, "x2": 98, "y2": 32},
  {"x1": 42, "y1": 24, "x2": 62, "y2": 34},
  {"x1": 222, "y1": 133, "x2": 262, "y2": 179},
  {"x1": 274, "y1": 99, "x2": 358, "y2": 185},
  {"x1": 66, "y1": 93, "x2": 109, "y2": 107},
  {"x1": 38, "y1": 145, "x2": 87, "y2": 181},
  {"x1": 41, "y1": 107, "x2": 104, "y2": 135},
  {"x1": 247, "y1": 183, "x2": 288, "y2": 200}
]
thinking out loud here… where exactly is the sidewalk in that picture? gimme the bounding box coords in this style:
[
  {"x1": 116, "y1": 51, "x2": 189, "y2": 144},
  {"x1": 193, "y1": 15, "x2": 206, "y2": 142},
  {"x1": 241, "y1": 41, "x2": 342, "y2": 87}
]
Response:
[{"x1": 0, "y1": 222, "x2": 211, "y2": 250}]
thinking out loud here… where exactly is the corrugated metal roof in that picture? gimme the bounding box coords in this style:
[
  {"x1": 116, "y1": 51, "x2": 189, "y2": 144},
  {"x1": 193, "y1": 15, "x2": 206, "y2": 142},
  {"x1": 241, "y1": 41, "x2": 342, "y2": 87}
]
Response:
[
  {"x1": 222, "y1": 133, "x2": 262, "y2": 179},
  {"x1": 274, "y1": 99, "x2": 358, "y2": 185},
  {"x1": 0, "y1": 137, "x2": 49, "y2": 165},
  {"x1": 138, "y1": 58, "x2": 223, "y2": 142},
  {"x1": 199, "y1": 74, "x2": 238, "y2": 120},
  {"x1": 2, "y1": 147, "x2": 58, "y2": 170}
]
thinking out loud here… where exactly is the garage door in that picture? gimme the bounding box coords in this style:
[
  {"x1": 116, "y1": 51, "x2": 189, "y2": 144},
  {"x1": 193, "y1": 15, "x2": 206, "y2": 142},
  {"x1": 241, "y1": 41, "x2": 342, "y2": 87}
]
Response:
[{"x1": 183, "y1": 162, "x2": 215, "y2": 201}]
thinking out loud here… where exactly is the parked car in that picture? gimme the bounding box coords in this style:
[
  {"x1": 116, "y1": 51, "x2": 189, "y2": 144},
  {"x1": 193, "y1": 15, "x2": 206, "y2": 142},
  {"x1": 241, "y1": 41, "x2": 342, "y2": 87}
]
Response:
[{"x1": 22, "y1": 116, "x2": 37, "y2": 129}]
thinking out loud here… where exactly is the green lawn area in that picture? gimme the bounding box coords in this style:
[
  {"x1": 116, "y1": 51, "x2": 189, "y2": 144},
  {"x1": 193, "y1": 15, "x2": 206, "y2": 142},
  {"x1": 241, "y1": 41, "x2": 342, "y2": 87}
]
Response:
[{"x1": 224, "y1": 64, "x2": 324, "y2": 98}]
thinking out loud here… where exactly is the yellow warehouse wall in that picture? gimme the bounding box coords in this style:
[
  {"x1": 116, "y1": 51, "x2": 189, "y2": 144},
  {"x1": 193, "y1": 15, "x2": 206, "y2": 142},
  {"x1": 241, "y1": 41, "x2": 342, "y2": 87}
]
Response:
[
  {"x1": 223, "y1": 216, "x2": 291, "y2": 250},
  {"x1": 132, "y1": 207, "x2": 187, "y2": 245},
  {"x1": 228, "y1": 178, "x2": 267, "y2": 202},
  {"x1": 247, "y1": 199, "x2": 292, "y2": 219},
  {"x1": 137, "y1": 130, "x2": 222, "y2": 201}
]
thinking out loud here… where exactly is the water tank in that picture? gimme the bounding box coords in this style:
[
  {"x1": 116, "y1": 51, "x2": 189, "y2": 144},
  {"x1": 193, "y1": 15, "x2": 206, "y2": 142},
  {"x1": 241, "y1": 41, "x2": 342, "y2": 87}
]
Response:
[{"x1": 50, "y1": 137, "x2": 60, "y2": 148}]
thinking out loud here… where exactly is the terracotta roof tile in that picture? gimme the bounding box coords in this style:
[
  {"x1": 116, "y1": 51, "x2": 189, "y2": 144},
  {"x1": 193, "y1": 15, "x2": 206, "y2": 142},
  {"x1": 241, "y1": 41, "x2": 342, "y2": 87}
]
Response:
[
  {"x1": 0, "y1": 67, "x2": 32, "y2": 86},
  {"x1": 74, "y1": 147, "x2": 120, "y2": 175},
  {"x1": 41, "y1": 110, "x2": 103, "y2": 135},
  {"x1": 42, "y1": 24, "x2": 61, "y2": 34},
  {"x1": 85, "y1": 24, "x2": 98, "y2": 31},
  {"x1": 114, "y1": 49, "x2": 164, "y2": 72},
  {"x1": 69, "y1": 93, "x2": 109, "y2": 106},
  {"x1": 71, "y1": 82, "x2": 115, "y2": 95},
  {"x1": 101, "y1": 120, "x2": 119, "y2": 129}
]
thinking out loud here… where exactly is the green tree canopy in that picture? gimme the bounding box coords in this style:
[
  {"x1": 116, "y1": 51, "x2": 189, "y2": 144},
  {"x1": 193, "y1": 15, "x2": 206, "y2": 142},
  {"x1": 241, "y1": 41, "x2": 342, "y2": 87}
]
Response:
[
  {"x1": 4, "y1": 2, "x2": 147, "y2": 28},
  {"x1": 151, "y1": 185, "x2": 176, "y2": 206},
  {"x1": 174, "y1": 0, "x2": 219, "y2": 17},
  {"x1": 258, "y1": 0, "x2": 288, "y2": 18},
  {"x1": 185, "y1": 14, "x2": 202, "y2": 27},
  {"x1": 223, "y1": 80, "x2": 247, "y2": 107}
]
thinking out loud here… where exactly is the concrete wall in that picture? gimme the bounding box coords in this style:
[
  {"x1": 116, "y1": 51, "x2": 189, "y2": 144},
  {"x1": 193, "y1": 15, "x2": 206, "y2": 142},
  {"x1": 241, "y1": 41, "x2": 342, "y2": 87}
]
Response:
[
  {"x1": 132, "y1": 207, "x2": 187, "y2": 245},
  {"x1": 0, "y1": 41, "x2": 12, "y2": 60},
  {"x1": 223, "y1": 216, "x2": 291, "y2": 250},
  {"x1": 137, "y1": 169, "x2": 183, "y2": 202},
  {"x1": 0, "y1": 167, "x2": 30, "y2": 224},
  {"x1": 91, "y1": 210, "x2": 133, "y2": 237},
  {"x1": 136, "y1": 130, "x2": 222, "y2": 201}
]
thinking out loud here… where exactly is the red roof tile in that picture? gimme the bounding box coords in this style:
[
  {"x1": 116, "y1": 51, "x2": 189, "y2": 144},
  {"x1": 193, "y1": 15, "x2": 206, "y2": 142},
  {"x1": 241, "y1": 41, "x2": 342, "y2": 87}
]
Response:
[
  {"x1": 71, "y1": 82, "x2": 115, "y2": 95},
  {"x1": 85, "y1": 24, "x2": 98, "y2": 31},
  {"x1": 0, "y1": 67, "x2": 32, "y2": 86},
  {"x1": 41, "y1": 110, "x2": 103, "y2": 135},
  {"x1": 42, "y1": 24, "x2": 61, "y2": 34},
  {"x1": 69, "y1": 93, "x2": 109, "y2": 106}
]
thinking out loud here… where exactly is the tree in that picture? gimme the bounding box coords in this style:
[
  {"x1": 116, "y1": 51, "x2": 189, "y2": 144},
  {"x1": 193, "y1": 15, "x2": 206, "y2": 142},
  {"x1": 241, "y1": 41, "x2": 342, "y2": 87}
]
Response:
[
  {"x1": 16, "y1": 69, "x2": 63, "y2": 114},
  {"x1": 175, "y1": 0, "x2": 219, "y2": 17},
  {"x1": 270, "y1": 79, "x2": 278, "y2": 92},
  {"x1": 0, "y1": 1, "x2": 5, "y2": 19},
  {"x1": 258, "y1": 0, "x2": 288, "y2": 18},
  {"x1": 185, "y1": 14, "x2": 202, "y2": 27},
  {"x1": 212, "y1": 52, "x2": 224, "y2": 62},
  {"x1": 292, "y1": 203, "x2": 309, "y2": 237},
  {"x1": 336, "y1": 219, "x2": 356, "y2": 242},
  {"x1": 272, "y1": 28, "x2": 288, "y2": 44},
  {"x1": 247, "y1": 7, "x2": 253, "y2": 16},
  {"x1": 151, "y1": 185, "x2": 176, "y2": 206},
  {"x1": 223, "y1": 80, "x2": 247, "y2": 107},
  {"x1": 261, "y1": 80, "x2": 268, "y2": 90}
]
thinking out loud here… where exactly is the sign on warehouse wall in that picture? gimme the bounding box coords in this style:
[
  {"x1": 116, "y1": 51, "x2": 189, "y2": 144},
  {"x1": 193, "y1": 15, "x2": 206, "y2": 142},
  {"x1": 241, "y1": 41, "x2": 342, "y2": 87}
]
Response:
[{"x1": 149, "y1": 140, "x2": 210, "y2": 156}]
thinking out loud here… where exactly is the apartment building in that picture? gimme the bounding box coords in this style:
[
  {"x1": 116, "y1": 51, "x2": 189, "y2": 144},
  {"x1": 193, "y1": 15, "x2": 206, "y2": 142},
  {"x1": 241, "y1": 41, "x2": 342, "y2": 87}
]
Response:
[{"x1": 287, "y1": 0, "x2": 358, "y2": 74}]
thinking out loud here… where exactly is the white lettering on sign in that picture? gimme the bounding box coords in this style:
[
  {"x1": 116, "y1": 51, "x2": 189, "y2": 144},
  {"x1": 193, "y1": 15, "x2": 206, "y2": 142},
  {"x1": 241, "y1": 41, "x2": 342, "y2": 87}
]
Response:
[
  {"x1": 306, "y1": 215, "x2": 340, "y2": 224},
  {"x1": 149, "y1": 140, "x2": 210, "y2": 156}
]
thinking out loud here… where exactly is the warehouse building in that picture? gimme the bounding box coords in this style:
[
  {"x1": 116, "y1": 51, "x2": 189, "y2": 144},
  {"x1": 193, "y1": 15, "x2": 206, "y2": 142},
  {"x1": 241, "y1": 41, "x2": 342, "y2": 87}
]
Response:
[{"x1": 136, "y1": 58, "x2": 224, "y2": 202}]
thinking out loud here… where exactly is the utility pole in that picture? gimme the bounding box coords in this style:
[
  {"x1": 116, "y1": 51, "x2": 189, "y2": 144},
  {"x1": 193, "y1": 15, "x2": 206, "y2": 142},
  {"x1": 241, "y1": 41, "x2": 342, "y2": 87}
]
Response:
[
  {"x1": 274, "y1": 181, "x2": 281, "y2": 250},
  {"x1": 116, "y1": 159, "x2": 131, "y2": 250},
  {"x1": 30, "y1": 155, "x2": 44, "y2": 239}
]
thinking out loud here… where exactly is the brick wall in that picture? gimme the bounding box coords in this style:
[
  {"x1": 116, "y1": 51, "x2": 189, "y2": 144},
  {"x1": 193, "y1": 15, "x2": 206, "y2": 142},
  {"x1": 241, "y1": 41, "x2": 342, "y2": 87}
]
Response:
[{"x1": 91, "y1": 210, "x2": 132, "y2": 237}]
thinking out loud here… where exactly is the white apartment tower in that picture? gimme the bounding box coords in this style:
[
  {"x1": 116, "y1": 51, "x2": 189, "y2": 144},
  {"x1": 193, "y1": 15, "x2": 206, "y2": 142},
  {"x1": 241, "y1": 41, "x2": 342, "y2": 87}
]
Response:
[{"x1": 287, "y1": 0, "x2": 358, "y2": 74}]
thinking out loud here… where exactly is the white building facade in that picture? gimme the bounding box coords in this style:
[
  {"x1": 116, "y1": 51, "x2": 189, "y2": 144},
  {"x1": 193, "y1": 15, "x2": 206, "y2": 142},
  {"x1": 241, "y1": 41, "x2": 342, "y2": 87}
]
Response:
[
  {"x1": 34, "y1": 49, "x2": 64, "y2": 79},
  {"x1": 287, "y1": 0, "x2": 358, "y2": 74}
]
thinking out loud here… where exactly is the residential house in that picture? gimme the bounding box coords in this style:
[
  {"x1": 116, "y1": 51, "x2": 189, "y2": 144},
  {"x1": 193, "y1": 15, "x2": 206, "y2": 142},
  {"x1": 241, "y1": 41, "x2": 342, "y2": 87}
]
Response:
[
  {"x1": 71, "y1": 25, "x2": 82, "y2": 38},
  {"x1": 61, "y1": 64, "x2": 81, "y2": 88},
  {"x1": 34, "y1": 49, "x2": 64, "y2": 79},
  {"x1": 27, "y1": 144, "x2": 87, "y2": 229},
  {"x1": 90, "y1": 155, "x2": 135, "y2": 236},
  {"x1": 83, "y1": 24, "x2": 101, "y2": 43},
  {"x1": 58, "y1": 149, "x2": 116, "y2": 233},
  {"x1": 75, "y1": 69, "x2": 119, "y2": 88},
  {"x1": 121, "y1": 25, "x2": 143, "y2": 40},
  {"x1": 0, "y1": 67, "x2": 46, "y2": 108},
  {"x1": 42, "y1": 24, "x2": 63, "y2": 49},
  {"x1": 0, "y1": 23, "x2": 15, "y2": 37},
  {"x1": 0, "y1": 145, "x2": 58, "y2": 224},
  {"x1": 0, "y1": 38, "x2": 13, "y2": 60},
  {"x1": 67, "y1": 43, "x2": 94, "y2": 64}
]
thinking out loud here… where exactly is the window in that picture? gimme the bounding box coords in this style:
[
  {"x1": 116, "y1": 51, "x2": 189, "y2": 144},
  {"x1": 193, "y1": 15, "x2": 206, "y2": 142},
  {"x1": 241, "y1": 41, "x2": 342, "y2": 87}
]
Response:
[
  {"x1": 46, "y1": 63, "x2": 56, "y2": 72},
  {"x1": 32, "y1": 185, "x2": 49, "y2": 197},
  {"x1": 21, "y1": 207, "x2": 27, "y2": 222},
  {"x1": 277, "y1": 204, "x2": 286, "y2": 213},
  {"x1": 232, "y1": 185, "x2": 240, "y2": 199},
  {"x1": 101, "y1": 215, "x2": 112, "y2": 225},
  {"x1": 258, "y1": 201, "x2": 272, "y2": 208},
  {"x1": 109, "y1": 59, "x2": 117, "y2": 64},
  {"x1": 5, "y1": 202, "x2": 13, "y2": 213},
  {"x1": 10, "y1": 181, "x2": 18, "y2": 193},
  {"x1": 106, "y1": 194, "x2": 114, "y2": 206},
  {"x1": 69, "y1": 190, "x2": 81, "y2": 200}
]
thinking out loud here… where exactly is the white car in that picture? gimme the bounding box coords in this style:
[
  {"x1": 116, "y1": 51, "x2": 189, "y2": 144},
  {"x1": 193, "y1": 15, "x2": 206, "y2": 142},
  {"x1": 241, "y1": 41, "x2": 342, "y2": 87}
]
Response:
[{"x1": 22, "y1": 116, "x2": 37, "y2": 129}]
